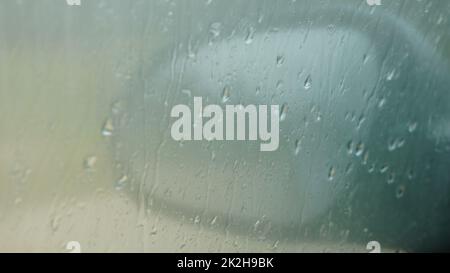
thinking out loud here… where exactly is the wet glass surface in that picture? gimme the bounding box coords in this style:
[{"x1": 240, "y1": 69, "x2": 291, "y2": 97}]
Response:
[{"x1": 0, "y1": 0, "x2": 449, "y2": 252}]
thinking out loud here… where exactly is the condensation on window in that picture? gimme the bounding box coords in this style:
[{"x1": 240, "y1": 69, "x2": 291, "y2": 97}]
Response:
[{"x1": 0, "y1": 0, "x2": 449, "y2": 252}]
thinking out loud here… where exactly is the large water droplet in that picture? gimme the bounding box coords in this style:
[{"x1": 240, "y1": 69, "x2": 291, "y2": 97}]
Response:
[
  {"x1": 396, "y1": 138, "x2": 405, "y2": 148},
  {"x1": 387, "y1": 172, "x2": 396, "y2": 184},
  {"x1": 245, "y1": 26, "x2": 255, "y2": 44},
  {"x1": 84, "y1": 156, "x2": 97, "y2": 169},
  {"x1": 408, "y1": 121, "x2": 418, "y2": 133},
  {"x1": 221, "y1": 86, "x2": 231, "y2": 103},
  {"x1": 347, "y1": 140, "x2": 354, "y2": 155},
  {"x1": 386, "y1": 69, "x2": 396, "y2": 81},
  {"x1": 280, "y1": 103, "x2": 288, "y2": 121},
  {"x1": 210, "y1": 216, "x2": 218, "y2": 226},
  {"x1": 363, "y1": 53, "x2": 369, "y2": 64},
  {"x1": 209, "y1": 22, "x2": 222, "y2": 38},
  {"x1": 355, "y1": 142, "x2": 365, "y2": 157},
  {"x1": 378, "y1": 97, "x2": 386, "y2": 108},
  {"x1": 388, "y1": 138, "x2": 406, "y2": 151},
  {"x1": 396, "y1": 185, "x2": 406, "y2": 199},
  {"x1": 388, "y1": 139, "x2": 397, "y2": 152},
  {"x1": 276, "y1": 55, "x2": 285, "y2": 67},
  {"x1": 304, "y1": 75, "x2": 312, "y2": 90},
  {"x1": 328, "y1": 166, "x2": 336, "y2": 181},
  {"x1": 115, "y1": 175, "x2": 128, "y2": 191},
  {"x1": 255, "y1": 86, "x2": 261, "y2": 95},
  {"x1": 294, "y1": 139, "x2": 301, "y2": 155},
  {"x1": 101, "y1": 118, "x2": 114, "y2": 137},
  {"x1": 380, "y1": 164, "x2": 389, "y2": 174}
]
